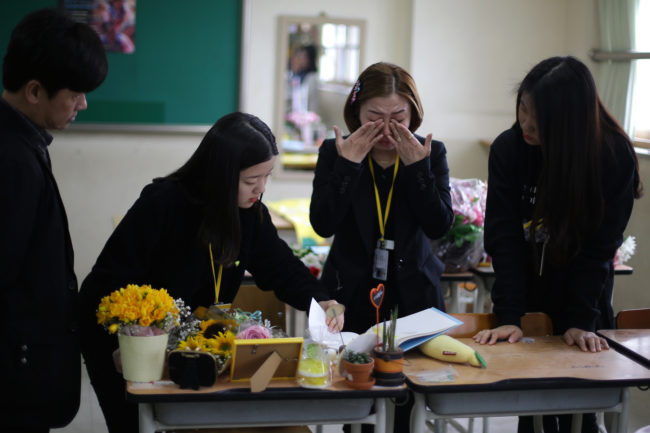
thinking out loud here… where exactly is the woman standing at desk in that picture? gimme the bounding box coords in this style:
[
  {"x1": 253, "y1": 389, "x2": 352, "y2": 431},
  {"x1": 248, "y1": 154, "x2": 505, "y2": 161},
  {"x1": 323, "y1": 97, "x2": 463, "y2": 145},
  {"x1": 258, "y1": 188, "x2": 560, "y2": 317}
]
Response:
[
  {"x1": 310, "y1": 62, "x2": 453, "y2": 334},
  {"x1": 474, "y1": 56, "x2": 642, "y2": 433},
  {"x1": 79, "y1": 112, "x2": 343, "y2": 433},
  {"x1": 310, "y1": 62, "x2": 453, "y2": 433}
]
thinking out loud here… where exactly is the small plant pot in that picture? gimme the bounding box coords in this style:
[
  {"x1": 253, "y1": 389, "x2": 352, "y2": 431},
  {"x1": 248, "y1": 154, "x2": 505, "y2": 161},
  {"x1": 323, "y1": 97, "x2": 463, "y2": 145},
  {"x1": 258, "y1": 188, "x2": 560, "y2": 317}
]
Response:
[
  {"x1": 341, "y1": 358, "x2": 375, "y2": 390},
  {"x1": 372, "y1": 347, "x2": 405, "y2": 386}
]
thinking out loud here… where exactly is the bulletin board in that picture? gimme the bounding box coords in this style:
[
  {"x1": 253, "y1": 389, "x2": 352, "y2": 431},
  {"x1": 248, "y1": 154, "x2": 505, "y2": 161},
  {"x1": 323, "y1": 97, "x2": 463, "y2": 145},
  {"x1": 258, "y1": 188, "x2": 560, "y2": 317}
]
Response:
[{"x1": 0, "y1": 0, "x2": 241, "y2": 126}]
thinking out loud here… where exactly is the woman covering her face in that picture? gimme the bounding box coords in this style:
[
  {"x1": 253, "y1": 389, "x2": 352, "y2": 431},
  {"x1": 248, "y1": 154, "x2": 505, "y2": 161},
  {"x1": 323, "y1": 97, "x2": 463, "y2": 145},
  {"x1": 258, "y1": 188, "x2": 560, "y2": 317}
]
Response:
[
  {"x1": 79, "y1": 112, "x2": 343, "y2": 433},
  {"x1": 474, "y1": 56, "x2": 642, "y2": 433},
  {"x1": 310, "y1": 61, "x2": 454, "y2": 433},
  {"x1": 310, "y1": 61, "x2": 454, "y2": 333}
]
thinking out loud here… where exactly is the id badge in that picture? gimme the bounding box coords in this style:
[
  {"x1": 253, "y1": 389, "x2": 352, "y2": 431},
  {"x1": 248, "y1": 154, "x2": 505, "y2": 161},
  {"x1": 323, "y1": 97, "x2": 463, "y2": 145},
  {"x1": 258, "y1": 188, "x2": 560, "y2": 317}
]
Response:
[{"x1": 373, "y1": 247, "x2": 389, "y2": 281}]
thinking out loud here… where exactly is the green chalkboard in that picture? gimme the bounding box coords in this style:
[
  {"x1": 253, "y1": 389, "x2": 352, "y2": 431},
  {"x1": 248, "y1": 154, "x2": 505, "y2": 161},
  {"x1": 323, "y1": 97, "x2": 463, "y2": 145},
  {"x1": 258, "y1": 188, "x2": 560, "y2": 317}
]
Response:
[{"x1": 0, "y1": 0, "x2": 241, "y2": 125}]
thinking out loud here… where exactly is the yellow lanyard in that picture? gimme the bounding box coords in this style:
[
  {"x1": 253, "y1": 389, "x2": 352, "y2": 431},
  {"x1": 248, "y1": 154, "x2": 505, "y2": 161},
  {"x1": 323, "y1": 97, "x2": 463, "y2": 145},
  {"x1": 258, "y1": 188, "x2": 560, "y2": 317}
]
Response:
[
  {"x1": 368, "y1": 155, "x2": 399, "y2": 241},
  {"x1": 208, "y1": 243, "x2": 223, "y2": 304}
]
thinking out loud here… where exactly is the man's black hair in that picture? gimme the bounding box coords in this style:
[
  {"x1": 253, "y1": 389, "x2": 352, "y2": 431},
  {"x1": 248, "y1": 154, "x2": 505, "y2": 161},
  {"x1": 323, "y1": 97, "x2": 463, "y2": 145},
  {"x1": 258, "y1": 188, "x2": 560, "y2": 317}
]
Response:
[{"x1": 2, "y1": 8, "x2": 108, "y2": 97}]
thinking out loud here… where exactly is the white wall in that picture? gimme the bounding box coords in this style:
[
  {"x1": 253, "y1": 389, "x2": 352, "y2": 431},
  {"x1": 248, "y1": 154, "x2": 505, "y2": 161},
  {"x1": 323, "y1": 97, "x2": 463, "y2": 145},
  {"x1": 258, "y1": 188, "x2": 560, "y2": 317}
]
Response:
[
  {"x1": 411, "y1": 0, "x2": 600, "y2": 180},
  {"x1": 240, "y1": 0, "x2": 414, "y2": 127}
]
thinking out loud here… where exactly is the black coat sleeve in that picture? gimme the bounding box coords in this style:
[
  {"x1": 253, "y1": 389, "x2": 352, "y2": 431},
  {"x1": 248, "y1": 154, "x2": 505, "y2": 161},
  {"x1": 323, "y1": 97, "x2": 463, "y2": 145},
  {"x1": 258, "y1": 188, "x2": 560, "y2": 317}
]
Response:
[
  {"x1": 309, "y1": 139, "x2": 363, "y2": 238},
  {"x1": 400, "y1": 139, "x2": 454, "y2": 239},
  {"x1": 246, "y1": 204, "x2": 330, "y2": 312},
  {"x1": 484, "y1": 130, "x2": 530, "y2": 327},
  {"x1": 555, "y1": 135, "x2": 637, "y2": 331}
]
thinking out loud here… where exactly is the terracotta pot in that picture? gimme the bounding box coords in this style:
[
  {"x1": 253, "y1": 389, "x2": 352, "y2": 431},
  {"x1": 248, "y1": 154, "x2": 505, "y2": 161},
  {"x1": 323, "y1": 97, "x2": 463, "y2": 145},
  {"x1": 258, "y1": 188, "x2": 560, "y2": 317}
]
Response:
[
  {"x1": 341, "y1": 358, "x2": 375, "y2": 390},
  {"x1": 372, "y1": 347, "x2": 404, "y2": 386}
]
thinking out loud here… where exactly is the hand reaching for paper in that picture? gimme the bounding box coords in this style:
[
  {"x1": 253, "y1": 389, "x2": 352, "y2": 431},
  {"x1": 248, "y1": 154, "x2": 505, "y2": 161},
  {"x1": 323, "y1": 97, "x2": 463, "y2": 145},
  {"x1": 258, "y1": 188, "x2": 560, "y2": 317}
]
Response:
[{"x1": 318, "y1": 300, "x2": 345, "y2": 332}]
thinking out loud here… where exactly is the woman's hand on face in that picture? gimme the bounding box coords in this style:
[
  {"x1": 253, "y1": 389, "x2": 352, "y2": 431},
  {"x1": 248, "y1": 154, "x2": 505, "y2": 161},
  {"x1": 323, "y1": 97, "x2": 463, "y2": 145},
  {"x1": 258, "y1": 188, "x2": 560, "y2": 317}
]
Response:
[
  {"x1": 563, "y1": 328, "x2": 609, "y2": 352},
  {"x1": 388, "y1": 120, "x2": 431, "y2": 165},
  {"x1": 334, "y1": 122, "x2": 384, "y2": 164},
  {"x1": 318, "y1": 300, "x2": 345, "y2": 332},
  {"x1": 473, "y1": 325, "x2": 523, "y2": 345}
]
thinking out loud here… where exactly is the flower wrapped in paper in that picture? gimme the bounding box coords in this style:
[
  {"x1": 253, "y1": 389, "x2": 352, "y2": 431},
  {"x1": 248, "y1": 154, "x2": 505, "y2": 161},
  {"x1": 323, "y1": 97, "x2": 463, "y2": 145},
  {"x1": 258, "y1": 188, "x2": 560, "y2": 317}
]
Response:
[{"x1": 431, "y1": 178, "x2": 487, "y2": 273}]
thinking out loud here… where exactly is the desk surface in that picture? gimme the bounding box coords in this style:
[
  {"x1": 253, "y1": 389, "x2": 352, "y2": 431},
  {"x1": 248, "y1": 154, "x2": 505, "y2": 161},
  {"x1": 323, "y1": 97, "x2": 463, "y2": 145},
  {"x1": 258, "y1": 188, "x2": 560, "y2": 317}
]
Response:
[
  {"x1": 403, "y1": 336, "x2": 650, "y2": 394},
  {"x1": 127, "y1": 372, "x2": 406, "y2": 403},
  {"x1": 598, "y1": 329, "x2": 650, "y2": 369}
]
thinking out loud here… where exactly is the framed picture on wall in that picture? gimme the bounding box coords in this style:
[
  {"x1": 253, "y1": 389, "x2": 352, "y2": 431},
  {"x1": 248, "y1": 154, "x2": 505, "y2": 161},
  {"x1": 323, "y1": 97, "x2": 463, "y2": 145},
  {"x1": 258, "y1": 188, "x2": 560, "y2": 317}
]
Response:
[{"x1": 61, "y1": 0, "x2": 136, "y2": 54}]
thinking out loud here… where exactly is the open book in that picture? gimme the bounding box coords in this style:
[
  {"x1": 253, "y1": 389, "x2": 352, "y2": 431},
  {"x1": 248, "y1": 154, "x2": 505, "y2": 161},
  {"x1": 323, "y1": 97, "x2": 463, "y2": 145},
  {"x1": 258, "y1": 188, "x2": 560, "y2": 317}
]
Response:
[{"x1": 308, "y1": 299, "x2": 462, "y2": 353}]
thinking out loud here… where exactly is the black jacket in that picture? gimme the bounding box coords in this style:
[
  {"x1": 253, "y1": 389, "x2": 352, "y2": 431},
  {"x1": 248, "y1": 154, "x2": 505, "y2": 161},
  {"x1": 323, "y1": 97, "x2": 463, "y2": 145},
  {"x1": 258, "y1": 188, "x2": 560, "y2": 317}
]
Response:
[
  {"x1": 310, "y1": 137, "x2": 454, "y2": 333},
  {"x1": 485, "y1": 128, "x2": 637, "y2": 333},
  {"x1": 79, "y1": 178, "x2": 329, "y2": 432},
  {"x1": 0, "y1": 98, "x2": 79, "y2": 428}
]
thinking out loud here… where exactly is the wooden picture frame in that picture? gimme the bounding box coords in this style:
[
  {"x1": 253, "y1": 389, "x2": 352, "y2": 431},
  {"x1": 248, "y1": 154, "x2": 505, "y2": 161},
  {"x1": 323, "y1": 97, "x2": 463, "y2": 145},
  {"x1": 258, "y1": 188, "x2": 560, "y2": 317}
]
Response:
[{"x1": 230, "y1": 337, "x2": 303, "y2": 382}]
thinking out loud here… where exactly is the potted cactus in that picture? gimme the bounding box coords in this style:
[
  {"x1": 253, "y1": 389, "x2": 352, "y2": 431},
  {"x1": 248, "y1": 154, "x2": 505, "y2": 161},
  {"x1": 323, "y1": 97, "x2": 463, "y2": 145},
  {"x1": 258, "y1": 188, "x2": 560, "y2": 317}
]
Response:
[
  {"x1": 340, "y1": 350, "x2": 375, "y2": 390},
  {"x1": 372, "y1": 307, "x2": 405, "y2": 386}
]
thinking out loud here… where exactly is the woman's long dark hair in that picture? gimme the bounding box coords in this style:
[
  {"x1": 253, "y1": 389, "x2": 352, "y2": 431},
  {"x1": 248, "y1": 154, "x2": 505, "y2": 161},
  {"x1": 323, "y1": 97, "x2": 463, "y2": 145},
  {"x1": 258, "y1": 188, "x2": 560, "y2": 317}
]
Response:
[
  {"x1": 516, "y1": 56, "x2": 642, "y2": 264},
  {"x1": 162, "y1": 112, "x2": 278, "y2": 265}
]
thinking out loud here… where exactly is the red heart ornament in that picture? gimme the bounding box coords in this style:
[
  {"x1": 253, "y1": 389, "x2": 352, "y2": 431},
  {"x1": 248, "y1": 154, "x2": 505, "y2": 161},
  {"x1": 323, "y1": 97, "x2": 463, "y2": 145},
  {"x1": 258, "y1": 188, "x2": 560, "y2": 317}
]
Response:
[{"x1": 370, "y1": 284, "x2": 385, "y2": 309}]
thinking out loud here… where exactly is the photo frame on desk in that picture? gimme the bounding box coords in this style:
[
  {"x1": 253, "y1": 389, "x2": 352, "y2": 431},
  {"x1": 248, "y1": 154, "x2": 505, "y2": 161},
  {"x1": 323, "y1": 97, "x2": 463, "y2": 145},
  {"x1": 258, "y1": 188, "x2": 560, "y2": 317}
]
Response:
[{"x1": 230, "y1": 337, "x2": 303, "y2": 383}]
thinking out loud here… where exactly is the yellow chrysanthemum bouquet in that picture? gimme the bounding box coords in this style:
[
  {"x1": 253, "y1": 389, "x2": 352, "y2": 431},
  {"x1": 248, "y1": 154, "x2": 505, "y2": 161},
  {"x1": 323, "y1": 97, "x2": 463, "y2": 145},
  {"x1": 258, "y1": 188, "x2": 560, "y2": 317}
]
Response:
[
  {"x1": 96, "y1": 284, "x2": 182, "y2": 382},
  {"x1": 97, "y1": 284, "x2": 180, "y2": 336}
]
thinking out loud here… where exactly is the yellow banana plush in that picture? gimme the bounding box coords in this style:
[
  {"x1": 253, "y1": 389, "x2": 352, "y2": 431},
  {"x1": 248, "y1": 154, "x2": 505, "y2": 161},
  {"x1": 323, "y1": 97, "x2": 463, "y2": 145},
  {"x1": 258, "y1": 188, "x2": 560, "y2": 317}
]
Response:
[{"x1": 420, "y1": 335, "x2": 487, "y2": 368}]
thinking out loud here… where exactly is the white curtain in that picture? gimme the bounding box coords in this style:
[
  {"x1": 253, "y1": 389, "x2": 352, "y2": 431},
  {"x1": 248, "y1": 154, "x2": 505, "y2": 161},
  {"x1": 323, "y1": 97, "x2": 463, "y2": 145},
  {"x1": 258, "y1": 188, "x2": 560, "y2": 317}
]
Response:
[{"x1": 597, "y1": 0, "x2": 639, "y2": 134}]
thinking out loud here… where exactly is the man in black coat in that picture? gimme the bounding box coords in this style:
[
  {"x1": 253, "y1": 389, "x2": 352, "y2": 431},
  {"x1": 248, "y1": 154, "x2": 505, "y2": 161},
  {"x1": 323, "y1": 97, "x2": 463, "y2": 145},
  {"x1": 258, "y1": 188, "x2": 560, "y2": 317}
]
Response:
[{"x1": 0, "y1": 8, "x2": 107, "y2": 432}]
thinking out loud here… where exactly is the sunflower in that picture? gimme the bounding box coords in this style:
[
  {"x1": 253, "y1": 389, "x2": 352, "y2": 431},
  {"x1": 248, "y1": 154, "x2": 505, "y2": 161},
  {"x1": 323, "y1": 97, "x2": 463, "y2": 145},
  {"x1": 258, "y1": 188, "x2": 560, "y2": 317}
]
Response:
[
  {"x1": 211, "y1": 330, "x2": 236, "y2": 356},
  {"x1": 199, "y1": 319, "x2": 238, "y2": 339}
]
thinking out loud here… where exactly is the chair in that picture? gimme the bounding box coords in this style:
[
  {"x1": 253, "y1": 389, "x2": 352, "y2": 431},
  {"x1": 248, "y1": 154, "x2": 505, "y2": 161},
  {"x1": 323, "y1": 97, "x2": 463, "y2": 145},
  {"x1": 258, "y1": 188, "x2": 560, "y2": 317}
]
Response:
[
  {"x1": 616, "y1": 308, "x2": 650, "y2": 329},
  {"x1": 232, "y1": 283, "x2": 288, "y2": 333},
  {"x1": 430, "y1": 312, "x2": 553, "y2": 433}
]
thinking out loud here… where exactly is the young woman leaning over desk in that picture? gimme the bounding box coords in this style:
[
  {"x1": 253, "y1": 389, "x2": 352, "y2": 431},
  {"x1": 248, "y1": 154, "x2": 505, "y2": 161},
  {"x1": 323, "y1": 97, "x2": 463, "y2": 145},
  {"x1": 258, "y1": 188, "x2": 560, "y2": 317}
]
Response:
[
  {"x1": 474, "y1": 56, "x2": 642, "y2": 433},
  {"x1": 79, "y1": 112, "x2": 344, "y2": 433}
]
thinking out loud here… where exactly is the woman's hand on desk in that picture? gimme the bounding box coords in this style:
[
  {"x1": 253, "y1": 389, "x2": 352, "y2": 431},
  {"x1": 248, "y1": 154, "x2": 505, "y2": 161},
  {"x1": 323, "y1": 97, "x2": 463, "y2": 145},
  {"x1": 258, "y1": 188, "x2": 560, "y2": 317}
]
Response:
[
  {"x1": 563, "y1": 328, "x2": 609, "y2": 352},
  {"x1": 473, "y1": 325, "x2": 523, "y2": 345},
  {"x1": 318, "y1": 300, "x2": 345, "y2": 332}
]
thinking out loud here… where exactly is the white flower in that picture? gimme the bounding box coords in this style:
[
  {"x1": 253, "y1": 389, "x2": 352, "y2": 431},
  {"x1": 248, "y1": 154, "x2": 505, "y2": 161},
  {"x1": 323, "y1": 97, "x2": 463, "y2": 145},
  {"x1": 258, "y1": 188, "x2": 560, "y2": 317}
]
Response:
[{"x1": 616, "y1": 236, "x2": 636, "y2": 265}]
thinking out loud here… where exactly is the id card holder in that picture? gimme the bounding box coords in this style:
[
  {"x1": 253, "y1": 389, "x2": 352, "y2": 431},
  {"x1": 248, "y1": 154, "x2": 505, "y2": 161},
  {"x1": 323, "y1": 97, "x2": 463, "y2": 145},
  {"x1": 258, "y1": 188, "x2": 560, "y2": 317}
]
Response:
[{"x1": 372, "y1": 239, "x2": 394, "y2": 281}]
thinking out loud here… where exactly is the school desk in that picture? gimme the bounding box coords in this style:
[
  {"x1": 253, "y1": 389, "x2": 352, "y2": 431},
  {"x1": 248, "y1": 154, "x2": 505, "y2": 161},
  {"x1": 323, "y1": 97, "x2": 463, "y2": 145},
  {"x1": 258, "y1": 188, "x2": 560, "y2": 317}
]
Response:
[
  {"x1": 403, "y1": 336, "x2": 650, "y2": 433},
  {"x1": 598, "y1": 329, "x2": 650, "y2": 369},
  {"x1": 127, "y1": 372, "x2": 407, "y2": 433}
]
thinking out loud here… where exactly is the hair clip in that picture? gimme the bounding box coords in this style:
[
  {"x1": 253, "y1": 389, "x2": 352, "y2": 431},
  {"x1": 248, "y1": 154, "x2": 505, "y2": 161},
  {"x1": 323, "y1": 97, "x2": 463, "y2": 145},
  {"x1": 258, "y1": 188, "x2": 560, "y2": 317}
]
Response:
[{"x1": 350, "y1": 81, "x2": 361, "y2": 105}]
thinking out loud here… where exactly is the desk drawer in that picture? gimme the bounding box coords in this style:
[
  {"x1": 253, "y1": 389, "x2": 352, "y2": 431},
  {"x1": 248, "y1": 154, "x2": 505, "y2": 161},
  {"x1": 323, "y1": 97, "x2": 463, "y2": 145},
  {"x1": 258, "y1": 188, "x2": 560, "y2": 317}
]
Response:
[
  {"x1": 425, "y1": 388, "x2": 623, "y2": 416},
  {"x1": 154, "y1": 399, "x2": 373, "y2": 425}
]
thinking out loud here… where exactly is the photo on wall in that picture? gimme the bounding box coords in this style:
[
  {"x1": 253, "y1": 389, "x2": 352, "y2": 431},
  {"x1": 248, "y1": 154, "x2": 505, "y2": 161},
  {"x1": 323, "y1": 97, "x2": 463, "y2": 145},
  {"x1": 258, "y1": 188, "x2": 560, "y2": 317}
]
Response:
[{"x1": 61, "y1": 0, "x2": 136, "y2": 54}]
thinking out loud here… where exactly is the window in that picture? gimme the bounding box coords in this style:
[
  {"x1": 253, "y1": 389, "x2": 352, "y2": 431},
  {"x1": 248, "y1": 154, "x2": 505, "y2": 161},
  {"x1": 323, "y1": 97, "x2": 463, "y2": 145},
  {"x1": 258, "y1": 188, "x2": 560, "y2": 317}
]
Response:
[
  {"x1": 631, "y1": 0, "x2": 650, "y2": 148},
  {"x1": 319, "y1": 23, "x2": 361, "y2": 85}
]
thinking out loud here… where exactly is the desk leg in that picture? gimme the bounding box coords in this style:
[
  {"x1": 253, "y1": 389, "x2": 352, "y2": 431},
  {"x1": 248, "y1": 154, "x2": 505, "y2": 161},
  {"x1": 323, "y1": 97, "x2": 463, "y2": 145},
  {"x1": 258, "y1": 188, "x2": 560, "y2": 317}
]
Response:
[
  {"x1": 570, "y1": 413, "x2": 583, "y2": 433},
  {"x1": 473, "y1": 275, "x2": 493, "y2": 313},
  {"x1": 375, "y1": 398, "x2": 387, "y2": 433},
  {"x1": 411, "y1": 392, "x2": 427, "y2": 433},
  {"x1": 139, "y1": 403, "x2": 156, "y2": 433},
  {"x1": 616, "y1": 387, "x2": 630, "y2": 433},
  {"x1": 445, "y1": 282, "x2": 460, "y2": 313}
]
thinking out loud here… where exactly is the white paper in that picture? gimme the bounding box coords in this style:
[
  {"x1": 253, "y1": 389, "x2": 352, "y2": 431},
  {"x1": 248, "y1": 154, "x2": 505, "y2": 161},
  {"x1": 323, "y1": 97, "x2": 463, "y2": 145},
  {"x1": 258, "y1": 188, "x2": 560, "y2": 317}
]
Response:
[{"x1": 307, "y1": 298, "x2": 356, "y2": 350}]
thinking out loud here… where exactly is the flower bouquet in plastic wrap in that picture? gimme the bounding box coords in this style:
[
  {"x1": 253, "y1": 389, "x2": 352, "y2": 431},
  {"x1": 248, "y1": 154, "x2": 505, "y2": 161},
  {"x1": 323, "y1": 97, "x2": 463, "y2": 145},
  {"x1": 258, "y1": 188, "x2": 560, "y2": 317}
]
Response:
[
  {"x1": 432, "y1": 178, "x2": 487, "y2": 273},
  {"x1": 168, "y1": 306, "x2": 280, "y2": 389}
]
